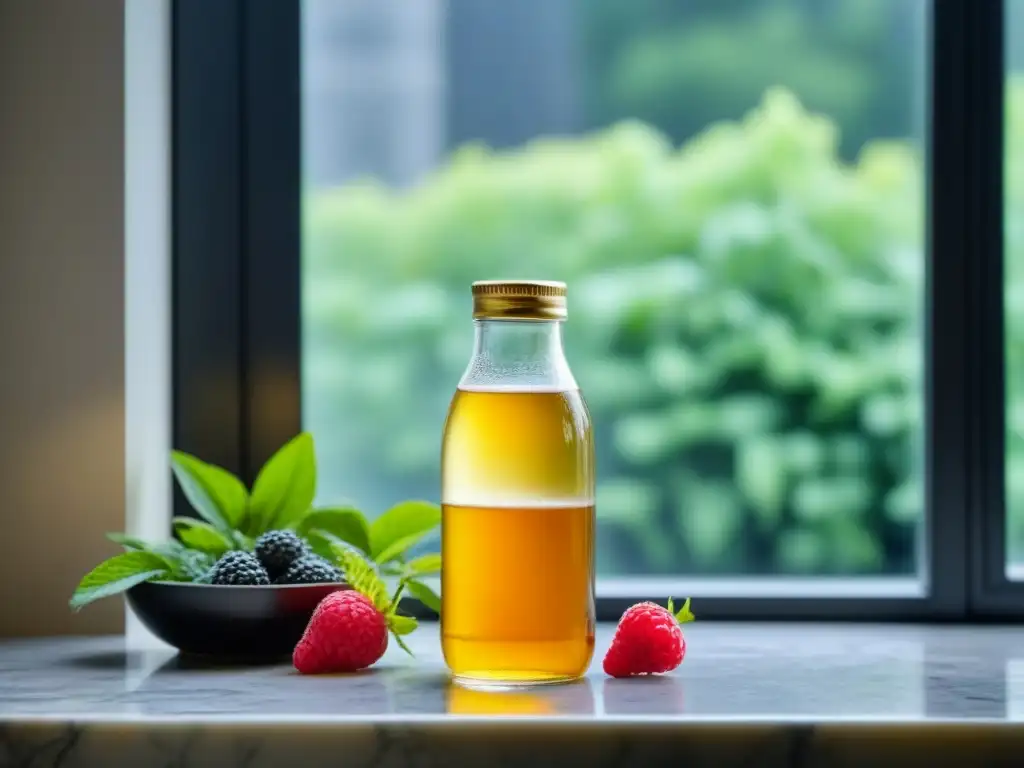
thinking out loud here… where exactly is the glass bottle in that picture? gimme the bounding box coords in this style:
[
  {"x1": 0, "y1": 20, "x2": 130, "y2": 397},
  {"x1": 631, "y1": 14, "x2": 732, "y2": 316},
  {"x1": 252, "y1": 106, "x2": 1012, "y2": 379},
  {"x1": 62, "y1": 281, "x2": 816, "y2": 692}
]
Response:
[{"x1": 441, "y1": 280, "x2": 595, "y2": 686}]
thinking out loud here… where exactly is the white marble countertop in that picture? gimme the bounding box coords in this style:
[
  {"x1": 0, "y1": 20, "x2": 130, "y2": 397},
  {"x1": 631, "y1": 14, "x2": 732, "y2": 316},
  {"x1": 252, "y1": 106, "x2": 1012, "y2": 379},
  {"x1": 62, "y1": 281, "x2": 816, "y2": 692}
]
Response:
[{"x1": 4, "y1": 622, "x2": 1024, "y2": 766}]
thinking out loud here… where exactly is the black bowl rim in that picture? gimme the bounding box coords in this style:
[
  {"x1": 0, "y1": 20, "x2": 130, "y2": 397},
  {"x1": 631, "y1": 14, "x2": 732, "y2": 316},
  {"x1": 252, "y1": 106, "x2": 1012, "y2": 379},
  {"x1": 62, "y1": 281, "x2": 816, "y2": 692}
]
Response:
[{"x1": 137, "y1": 580, "x2": 350, "y2": 590}]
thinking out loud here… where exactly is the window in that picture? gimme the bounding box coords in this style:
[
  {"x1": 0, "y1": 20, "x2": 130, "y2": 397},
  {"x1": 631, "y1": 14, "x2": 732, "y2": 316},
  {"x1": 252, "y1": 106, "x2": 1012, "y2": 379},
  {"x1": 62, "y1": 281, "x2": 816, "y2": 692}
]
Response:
[
  {"x1": 173, "y1": 0, "x2": 1008, "y2": 619},
  {"x1": 1009, "y1": 0, "x2": 1024, "y2": 580}
]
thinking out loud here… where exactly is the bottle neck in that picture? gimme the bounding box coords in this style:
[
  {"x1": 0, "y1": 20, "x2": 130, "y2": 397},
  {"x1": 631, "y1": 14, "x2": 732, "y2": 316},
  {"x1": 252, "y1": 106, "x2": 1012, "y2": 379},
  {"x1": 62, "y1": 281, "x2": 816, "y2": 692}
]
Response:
[{"x1": 459, "y1": 319, "x2": 577, "y2": 390}]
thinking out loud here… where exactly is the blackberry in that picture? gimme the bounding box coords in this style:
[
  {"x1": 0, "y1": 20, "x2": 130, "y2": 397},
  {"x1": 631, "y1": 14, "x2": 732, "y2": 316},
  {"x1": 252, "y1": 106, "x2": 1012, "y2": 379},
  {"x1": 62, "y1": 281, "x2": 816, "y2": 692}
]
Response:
[
  {"x1": 278, "y1": 554, "x2": 343, "y2": 585},
  {"x1": 210, "y1": 551, "x2": 270, "y2": 585},
  {"x1": 254, "y1": 530, "x2": 309, "y2": 579}
]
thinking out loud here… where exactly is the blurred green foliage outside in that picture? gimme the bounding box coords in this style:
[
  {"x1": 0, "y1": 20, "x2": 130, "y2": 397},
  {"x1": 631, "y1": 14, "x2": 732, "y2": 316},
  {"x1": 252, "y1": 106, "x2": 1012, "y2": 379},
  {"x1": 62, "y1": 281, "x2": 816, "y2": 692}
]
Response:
[
  {"x1": 302, "y1": 85, "x2": 941, "y2": 577},
  {"x1": 581, "y1": 0, "x2": 919, "y2": 160},
  {"x1": 1006, "y1": 78, "x2": 1024, "y2": 568}
]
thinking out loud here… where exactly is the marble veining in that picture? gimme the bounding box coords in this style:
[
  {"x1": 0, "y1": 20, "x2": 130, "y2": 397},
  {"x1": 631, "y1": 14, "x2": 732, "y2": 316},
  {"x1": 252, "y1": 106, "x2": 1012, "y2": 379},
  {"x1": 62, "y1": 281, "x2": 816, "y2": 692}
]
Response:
[{"x1": 3, "y1": 623, "x2": 1024, "y2": 766}]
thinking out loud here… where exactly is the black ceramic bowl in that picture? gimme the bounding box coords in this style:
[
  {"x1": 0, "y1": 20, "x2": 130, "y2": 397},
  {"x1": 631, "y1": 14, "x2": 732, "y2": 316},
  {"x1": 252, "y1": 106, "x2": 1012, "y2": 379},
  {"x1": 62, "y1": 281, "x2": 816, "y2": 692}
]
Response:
[{"x1": 126, "y1": 580, "x2": 349, "y2": 660}]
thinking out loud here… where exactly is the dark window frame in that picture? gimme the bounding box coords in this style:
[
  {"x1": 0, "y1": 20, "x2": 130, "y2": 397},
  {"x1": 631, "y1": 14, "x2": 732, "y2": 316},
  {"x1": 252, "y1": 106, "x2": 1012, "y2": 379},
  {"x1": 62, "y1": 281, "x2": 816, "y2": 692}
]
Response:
[
  {"x1": 173, "y1": 0, "x2": 301, "y2": 486},
  {"x1": 172, "y1": 0, "x2": 1013, "y2": 621}
]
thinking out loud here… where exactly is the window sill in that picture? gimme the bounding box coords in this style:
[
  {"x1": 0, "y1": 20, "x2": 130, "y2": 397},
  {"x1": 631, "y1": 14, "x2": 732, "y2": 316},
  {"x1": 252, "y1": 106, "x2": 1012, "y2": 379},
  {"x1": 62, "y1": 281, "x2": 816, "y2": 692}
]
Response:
[
  {"x1": 2, "y1": 622, "x2": 1023, "y2": 764},
  {"x1": 597, "y1": 576, "x2": 924, "y2": 599}
]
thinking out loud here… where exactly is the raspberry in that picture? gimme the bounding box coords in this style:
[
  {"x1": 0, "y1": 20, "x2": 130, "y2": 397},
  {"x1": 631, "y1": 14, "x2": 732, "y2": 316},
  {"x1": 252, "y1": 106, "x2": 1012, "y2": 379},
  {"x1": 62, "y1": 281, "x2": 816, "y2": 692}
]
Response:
[
  {"x1": 602, "y1": 598, "x2": 694, "y2": 678},
  {"x1": 209, "y1": 551, "x2": 270, "y2": 585},
  {"x1": 255, "y1": 530, "x2": 308, "y2": 579},
  {"x1": 277, "y1": 554, "x2": 343, "y2": 585},
  {"x1": 293, "y1": 590, "x2": 388, "y2": 673}
]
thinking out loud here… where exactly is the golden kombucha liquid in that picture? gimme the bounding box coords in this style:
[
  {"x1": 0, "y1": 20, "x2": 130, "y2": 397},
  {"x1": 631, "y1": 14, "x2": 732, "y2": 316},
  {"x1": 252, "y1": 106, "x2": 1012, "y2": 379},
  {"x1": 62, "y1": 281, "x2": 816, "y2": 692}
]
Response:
[{"x1": 441, "y1": 387, "x2": 595, "y2": 684}]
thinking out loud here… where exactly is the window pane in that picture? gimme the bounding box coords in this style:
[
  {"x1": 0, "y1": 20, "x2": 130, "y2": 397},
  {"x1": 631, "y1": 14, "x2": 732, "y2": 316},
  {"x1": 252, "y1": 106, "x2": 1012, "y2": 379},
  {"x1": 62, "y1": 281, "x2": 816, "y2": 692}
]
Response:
[
  {"x1": 1009, "y1": 0, "x2": 1024, "y2": 579},
  {"x1": 301, "y1": 0, "x2": 927, "y2": 581}
]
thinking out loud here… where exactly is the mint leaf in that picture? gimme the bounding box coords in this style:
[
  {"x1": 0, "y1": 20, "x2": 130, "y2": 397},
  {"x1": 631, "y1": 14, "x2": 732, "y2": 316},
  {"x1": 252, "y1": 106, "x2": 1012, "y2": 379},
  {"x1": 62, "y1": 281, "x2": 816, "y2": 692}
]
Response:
[
  {"x1": 173, "y1": 518, "x2": 233, "y2": 557},
  {"x1": 406, "y1": 579, "x2": 441, "y2": 613},
  {"x1": 174, "y1": 549, "x2": 216, "y2": 581},
  {"x1": 109, "y1": 539, "x2": 213, "y2": 583},
  {"x1": 230, "y1": 530, "x2": 254, "y2": 551},
  {"x1": 151, "y1": 539, "x2": 187, "y2": 560},
  {"x1": 70, "y1": 552, "x2": 169, "y2": 610},
  {"x1": 369, "y1": 500, "x2": 440, "y2": 561},
  {"x1": 171, "y1": 451, "x2": 247, "y2": 531},
  {"x1": 108, "y1": 537, "x2": 185, "y2": 574},
  {"x1": 159, "y1": 548, "x2": 215, "y2": 582},
  {"x1": 389, "y1": 614, "x2": 418, "y2": 636},
  {"x1": 106, "y1": 532, "x2": 149, "y2": 551},
  {"x1": 375, "y1": 532, "x2": 430, "y2": 565},
  {"x1": 247, "y1": 432, "x2": 316, "y2": 534},
  {"x1": 106, "y1": 534, "x2": 186, "y2": 561},
  {"x1": 297, "y1": 507, "x2": 370, "y2": 555},
  {"x1": 305, "y1": 529, "x2": 333, "y2": 559},
  {"x1": 405, "y1": 553, "x2": 441, "y2": 575},
  {"x1": 306, "y1": 529, "x2": 354, "y2": 561}
]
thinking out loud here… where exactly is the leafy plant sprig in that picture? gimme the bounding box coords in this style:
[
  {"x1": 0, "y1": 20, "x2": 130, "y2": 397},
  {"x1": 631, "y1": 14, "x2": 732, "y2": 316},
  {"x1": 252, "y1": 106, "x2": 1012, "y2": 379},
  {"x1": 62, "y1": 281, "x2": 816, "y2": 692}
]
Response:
[
  {"x1": 330, "y1": 546, "x2": 421, "y2": 655},
  {"x1": 70, "y1": 432, "x2": 442, "y2": 612},
  {"x1": 299, "y1": 501, "x2": 442, "y2": 613}
]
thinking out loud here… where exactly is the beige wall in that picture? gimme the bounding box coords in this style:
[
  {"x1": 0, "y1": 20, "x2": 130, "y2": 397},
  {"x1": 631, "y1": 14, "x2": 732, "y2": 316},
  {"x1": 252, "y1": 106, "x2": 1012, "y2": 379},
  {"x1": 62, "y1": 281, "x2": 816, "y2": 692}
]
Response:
[{"x1": 0, "y1": 0, "x2": 127, "y2": 636}]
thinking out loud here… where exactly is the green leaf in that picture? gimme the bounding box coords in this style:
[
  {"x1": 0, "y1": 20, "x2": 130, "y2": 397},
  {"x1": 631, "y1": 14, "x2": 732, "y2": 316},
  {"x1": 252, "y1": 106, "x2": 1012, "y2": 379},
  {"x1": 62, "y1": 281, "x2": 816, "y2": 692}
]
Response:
[
  {"x1": 297, "y1": 506, "x2": 370, "y2": 555},
  {"x1": 406, "y1": 579, "x2": 441, "y2": 613},
  {"x1": 369, "y1": 500, "x2": 440, "y2": 561},
  {"x1": 230, "y1": 530, "x2": 254, "y2": 551},
  {"x1": 139, "y1": 539, "x2": 187, "y2": 579},
  {"x1": 70, "y1": 552, "x2": 169, "y2": 610},
  {"x1": 389, "y1": 614, "x2": 418, "y2": 636},
  {"x1": 173, "y1": 518, "x2": 234, "y2": 556},
  {"x1": 150, "y1": 539, "x2": 187, "y2": 560},
  {"x1": 247, "y1": 432, "x2": 316, "y2": 534},
  {"x1": 158, "y1": 547, "x2": 215, "y2": 582},
  {"x1": 170, "y1": 451, "x2": 247, "y2": 531},
  {"x1": 174, "y1": 549, "x2": 216, "y2": 582},
  {"x1": 375, "y1": 532, "x2": 431, "y2": 565},
  {"x1": 105, "y1": 532, "x2": 149, "y2": 551},
  {"x1": 105, "y1": 535, "x2": 207, "y2": 580},
  {"x1": 332, "y1": 547, "x2": 389, "y2": 613},
  {"x1": 404, "y1": 553, "x2": 441, "y2": 575},
  {"x1": 393, "y1": 633, "x2": 414, "y2": 657},
  {"x1": 306, "y1": 529, "x2": 353, "y2": 562},
  {"x1": 670, "y1": 597, "x2": 695, "y2": 624}
]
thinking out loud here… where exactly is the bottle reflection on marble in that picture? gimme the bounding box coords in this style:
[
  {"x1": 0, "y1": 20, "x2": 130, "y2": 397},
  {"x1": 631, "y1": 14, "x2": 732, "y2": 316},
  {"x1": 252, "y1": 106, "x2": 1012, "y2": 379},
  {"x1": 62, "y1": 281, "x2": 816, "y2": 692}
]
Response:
[{"x1": 447, "y1": 677, "x2": 595, "y2": 716}]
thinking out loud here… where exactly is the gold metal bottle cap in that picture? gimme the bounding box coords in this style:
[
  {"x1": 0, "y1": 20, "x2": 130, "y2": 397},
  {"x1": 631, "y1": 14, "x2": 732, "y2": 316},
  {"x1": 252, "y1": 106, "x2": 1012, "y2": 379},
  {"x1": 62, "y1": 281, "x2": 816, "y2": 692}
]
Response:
[{"x1": 471, "y1": 280, "x2": 567, "y2": 321}]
